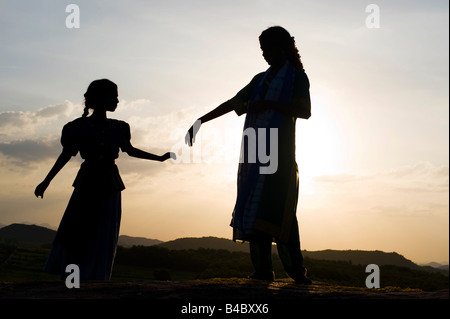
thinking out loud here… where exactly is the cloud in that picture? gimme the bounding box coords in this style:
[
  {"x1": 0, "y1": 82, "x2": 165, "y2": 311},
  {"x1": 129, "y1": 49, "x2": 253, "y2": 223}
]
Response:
[
  {"x1": 312, "y1": 174, "x2": 370, "y2": 184},
  {"x1": 0, "y1": 99, "x2": 202, "y2": 173},
  {"x1": 0, "y1": 111, "x2": 28, "y2": 129},
  {"x1": 371, "y1": 203, "x2": 448, "y2": 219},
  {"x1": 313, "y1": 162, "x2": 448, "y2": 190},
  {"x1": 35, "y1": 102, "x2": 74, "y2": 118},
  {"x1": 308, "y1": 162, "x2": 449, "y2": 220},
  {"x1": 0, "y1": 101, "x2": 79, "y2": 167},
  {"x1": 0, "y1": 101, "x2": 77, "y2": 141},
  {"x1": 0, "y1": 138, "x2": 61, "y2": 165},
  {"x1": 385, "y1": 162, "x2": 449, "y2": 179},
  {"x1": 382, "y1": 163, "x2": 449, "y2": 194}
]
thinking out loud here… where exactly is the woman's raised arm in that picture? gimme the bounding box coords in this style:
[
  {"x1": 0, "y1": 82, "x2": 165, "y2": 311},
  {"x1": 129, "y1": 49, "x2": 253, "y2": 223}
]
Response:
[{"x1": 185, "y1": 100, "x2": 234, "y2": 146}]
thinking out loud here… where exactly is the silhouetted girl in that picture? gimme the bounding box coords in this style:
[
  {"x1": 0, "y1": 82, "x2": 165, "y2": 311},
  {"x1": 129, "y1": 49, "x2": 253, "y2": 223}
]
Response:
[
  {"x1": 186, "y1": 26, "x2": 312, "y2": 284},
  {"x1": 35, "y1": 79, "x2": 174, "y2": 281}
]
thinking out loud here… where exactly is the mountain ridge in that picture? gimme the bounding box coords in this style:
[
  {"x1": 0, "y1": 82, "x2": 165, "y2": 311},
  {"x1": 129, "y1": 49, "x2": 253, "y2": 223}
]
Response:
[{"x1": 1, "y1": 223, "x2": 448, "y2": 272}]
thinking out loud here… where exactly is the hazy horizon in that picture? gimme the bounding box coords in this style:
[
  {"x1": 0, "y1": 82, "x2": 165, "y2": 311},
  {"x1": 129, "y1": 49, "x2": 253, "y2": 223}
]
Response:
[
  {"x1": 0, "y1": 221, "x2": 448, "y2": 265},
  {"x1": 1, "y1": 1, "x2": 448, "y2": 265}
]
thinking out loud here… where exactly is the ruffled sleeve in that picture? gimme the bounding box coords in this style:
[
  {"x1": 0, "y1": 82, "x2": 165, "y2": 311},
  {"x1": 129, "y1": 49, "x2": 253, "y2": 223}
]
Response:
[
  {"x1": 291, "y1": 70, "x2": 311, "y2": 119},
  {"x1": 119, "y1": 121, "x2": 132, "y2": 153},
  {"x1": 229, "y1": 72, "x2": 265, "y2": 116},
  {"x1": 60, "y1": 121, "x2": 79, "y2": 157}
]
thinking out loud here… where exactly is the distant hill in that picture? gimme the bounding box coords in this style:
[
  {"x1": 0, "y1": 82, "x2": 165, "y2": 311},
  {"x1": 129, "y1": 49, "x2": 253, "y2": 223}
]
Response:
[
  {"x1": 302, "y1": 249, "x2": 419, "y2": 269},
  {"x1": 158, "y1": 236, "x2": 250, "y2": 253},
  {"x1": 0, "y1": 223, "x2": 55, "y2": 247},
  {"x1": 1, "y1": 223, "x2": 447, "y2": 274},
  {"x1": 0, "y1": 223, "x2": 162, "y2": 248},
  {"x1": 438, "y1": 265, "x2": 449, "y2": 272},
  {"x1": 158, "y1": 237, "x2": 446, "y2": 273},
  {"x1": 422, "y1": 262, "x2": 450, "y2": 271},
  {"x1": 159, "y1": 238, "x2": 416, "y2": 267},
  {"x1": 118, "y1": 235, "x2": 163, "y2": 248}
]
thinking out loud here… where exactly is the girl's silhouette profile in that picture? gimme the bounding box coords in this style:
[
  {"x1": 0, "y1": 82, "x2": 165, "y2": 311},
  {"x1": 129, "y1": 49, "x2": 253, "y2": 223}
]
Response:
[
  {"x1": 35, "y1": 79, "x2": 174, "y2": 281},
  {"x1": 186, "y1": 26, "x2": 312, "y2": 284}
]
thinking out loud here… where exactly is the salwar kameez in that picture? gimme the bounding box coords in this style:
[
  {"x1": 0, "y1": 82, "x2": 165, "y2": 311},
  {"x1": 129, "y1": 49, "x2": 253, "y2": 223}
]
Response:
[{"x1": 228, "y1": 61, "x2": 311, "y2": 280}]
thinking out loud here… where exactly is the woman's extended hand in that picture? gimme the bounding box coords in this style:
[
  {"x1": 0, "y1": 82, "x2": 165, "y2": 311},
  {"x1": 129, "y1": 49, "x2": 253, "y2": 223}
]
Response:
[
  {"x1": 185, "y1": 120, "x2": 201, "y2": 147},
  {"x1": 34, "y1": 180, "x2": 50, "y2": 198}
]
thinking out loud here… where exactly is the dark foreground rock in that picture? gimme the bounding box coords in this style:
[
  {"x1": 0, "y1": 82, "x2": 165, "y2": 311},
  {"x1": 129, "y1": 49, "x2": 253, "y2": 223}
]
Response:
[
  {"x1": 1, "y1": 278, "x2": 448, "y2": 317},
  {"x1": 1, "y1": 278, "x2": 448, "y2": 300}
]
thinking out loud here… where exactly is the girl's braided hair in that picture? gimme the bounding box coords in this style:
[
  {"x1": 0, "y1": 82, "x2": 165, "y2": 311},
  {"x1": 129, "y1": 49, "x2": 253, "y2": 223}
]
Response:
[{"x1": 82, "y1": 79, "x2": 117, "y2": 117}]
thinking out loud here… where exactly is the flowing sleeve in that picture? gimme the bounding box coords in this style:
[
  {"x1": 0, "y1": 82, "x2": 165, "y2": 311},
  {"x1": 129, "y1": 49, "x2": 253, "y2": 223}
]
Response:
[
  {"x1": 229, "y1": 72, "x2": 265, "y2": 116},
  {"x1": 291, "y1": 70, "x2": 311, "y2": 119},
  {"x1": 60, "y1": 121, "x2": 79, "y2": 157}
]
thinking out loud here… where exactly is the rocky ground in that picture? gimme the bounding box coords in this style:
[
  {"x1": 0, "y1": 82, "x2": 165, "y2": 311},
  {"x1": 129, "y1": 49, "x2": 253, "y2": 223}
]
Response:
[
  {"x1": 1, "y1": 278, "x2": 448, "y2": 317},
  {"x1": 1, "y1": 277, "x2": 448, "y2": 299}
]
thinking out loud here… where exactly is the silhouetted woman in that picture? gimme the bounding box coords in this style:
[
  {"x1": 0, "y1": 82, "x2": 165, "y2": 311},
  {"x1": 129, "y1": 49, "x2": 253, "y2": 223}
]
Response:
[
  {"x1": 35, "y1": 79, "x2": 174, "y2": 281},
  {"x1": 186, "y1": 26, "x2": 312, "y2": 284}
]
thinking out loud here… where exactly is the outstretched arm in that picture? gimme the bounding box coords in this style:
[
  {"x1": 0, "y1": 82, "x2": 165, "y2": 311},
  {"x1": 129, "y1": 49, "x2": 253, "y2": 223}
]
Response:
[
  {"x1": 124, "y1": 145, "x2": 175, "y2": 162},
  {"x1": 198, "y1": 100, "x2": 234, "y2": 124},
  {"x1": 185, "y1": 100, "x2": 234, "y2": 146},
  {"x1": 34, "y1": 150, "x2": 72, "y2": 198}
]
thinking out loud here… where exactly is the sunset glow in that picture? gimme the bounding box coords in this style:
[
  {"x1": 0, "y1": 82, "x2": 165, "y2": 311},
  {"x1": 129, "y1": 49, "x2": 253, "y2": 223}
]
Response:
[{"x1": 0, "y1": 0, "x2": 448, "y2": 265}]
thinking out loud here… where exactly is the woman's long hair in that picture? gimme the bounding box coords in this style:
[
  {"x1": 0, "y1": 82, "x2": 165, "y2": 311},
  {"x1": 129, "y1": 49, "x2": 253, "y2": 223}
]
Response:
[
  {"x1": 259, "y1": 26, "x2": 304, "y2": 70},
  {"x1": 82, "y1": 79, "x2": 117, "y2": 117}
]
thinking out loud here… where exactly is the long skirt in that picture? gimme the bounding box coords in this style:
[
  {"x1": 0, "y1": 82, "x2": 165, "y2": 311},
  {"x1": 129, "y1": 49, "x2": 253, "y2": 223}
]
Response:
[{"x1": 44, "y1": 187, "x2": 121, "y2": 281}]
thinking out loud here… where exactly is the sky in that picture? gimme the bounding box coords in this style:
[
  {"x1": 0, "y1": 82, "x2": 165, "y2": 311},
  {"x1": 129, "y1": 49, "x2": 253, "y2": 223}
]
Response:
[{"x1": 0, "y1": 0, "x2": 448, "y2": 264}]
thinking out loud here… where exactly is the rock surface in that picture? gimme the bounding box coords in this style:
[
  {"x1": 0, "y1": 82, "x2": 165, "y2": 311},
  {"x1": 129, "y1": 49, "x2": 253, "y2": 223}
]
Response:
[
  {"x1": 1, "y1": 278, "x2": 448, "y2": 299},
  {"x1": 2, "y1": 278, "x2": 448, "y2": 317}
]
